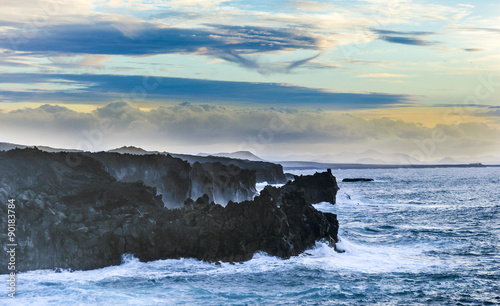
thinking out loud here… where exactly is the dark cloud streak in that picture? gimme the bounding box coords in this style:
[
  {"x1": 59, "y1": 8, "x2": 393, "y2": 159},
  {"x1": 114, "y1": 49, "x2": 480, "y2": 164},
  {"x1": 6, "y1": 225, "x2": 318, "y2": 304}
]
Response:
[
  {"x1": 372, "y1": 28, "x2": 439, "y2": 46},
  {"x1": 0, "y1": 73, "x2": 415, "y2": 109},
  {"x1": 0, "y1": 22, "x2": 321, "y2": 73}
]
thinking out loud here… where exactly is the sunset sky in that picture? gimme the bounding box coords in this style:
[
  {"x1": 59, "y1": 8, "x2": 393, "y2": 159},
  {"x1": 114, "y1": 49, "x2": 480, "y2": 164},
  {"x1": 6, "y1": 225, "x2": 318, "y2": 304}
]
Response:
[{"x1": 0, "y1": 0, "x2": 499, "y2": 162}]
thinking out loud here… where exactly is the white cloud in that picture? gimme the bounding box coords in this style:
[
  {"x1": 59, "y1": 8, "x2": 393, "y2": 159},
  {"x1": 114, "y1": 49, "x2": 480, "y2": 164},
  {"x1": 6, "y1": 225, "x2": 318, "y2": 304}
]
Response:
[
  {"x1": 0, "y1": 102, "x2": 498, "y2": 159},
  {"x1": 0, "y1": 0, "x2": 100, "y2": 24}
]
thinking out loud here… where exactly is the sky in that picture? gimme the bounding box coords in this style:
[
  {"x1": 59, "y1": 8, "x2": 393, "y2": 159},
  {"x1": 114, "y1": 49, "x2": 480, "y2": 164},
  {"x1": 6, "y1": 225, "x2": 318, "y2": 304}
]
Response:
[{"x1": 0, "y1": 0, "x2": 499, "y2": 163}]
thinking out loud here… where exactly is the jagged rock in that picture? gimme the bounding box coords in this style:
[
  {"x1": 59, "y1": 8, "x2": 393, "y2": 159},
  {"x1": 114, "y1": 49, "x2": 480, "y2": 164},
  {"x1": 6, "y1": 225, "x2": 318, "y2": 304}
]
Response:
[
  {"x1": 171, "y1": 153, "x2": 287, "y2": 184},
  {"x1": 290, "y1": 169, "x2": 339, "y2": 204},
  {"x1": 0, "y1": 142, "x2": 288, "y2": 184},
  {"x1": 342, "y1": 178, "x2": 374, "y2": 182},
  {"x1": 268, "y1": 169, "x2": 339, "y2": 205},
  {"x1": 0, "y1": 149, "x2": 339, "y2": 273},
  {"x1": 90, "y1": 152, "x2": 257, "y2": 208},
  {"x1": 284, "y1": 172, "x2": 295, "y2": 181},
  {"x1": 189, "y1": 162, "x2": 256, "y2": 204}
]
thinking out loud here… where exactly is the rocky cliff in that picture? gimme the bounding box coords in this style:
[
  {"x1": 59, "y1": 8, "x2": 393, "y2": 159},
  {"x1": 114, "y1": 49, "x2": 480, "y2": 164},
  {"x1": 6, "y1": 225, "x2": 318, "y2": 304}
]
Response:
[
  {"x1": 0, "y1": 142, "x2": 288, "y2": 185},
  {"x1": 90, "y1": 152, "x2": 256, "y2": 208},
  {"x1": 288, "y1": 169, "x2": 340, "y2": 204},
  {"x1": 188, "y1": 161, "x2": 256, "y2": 205},
  {"x1": 0, "y1": 148, "x2": 339, "y2": 273},
  {"x1": 264, "y1": 169, "x2": 339, "y2": 206},
  {"x1": 171, "y1": 153, "x2": 287, "y2": 184}
]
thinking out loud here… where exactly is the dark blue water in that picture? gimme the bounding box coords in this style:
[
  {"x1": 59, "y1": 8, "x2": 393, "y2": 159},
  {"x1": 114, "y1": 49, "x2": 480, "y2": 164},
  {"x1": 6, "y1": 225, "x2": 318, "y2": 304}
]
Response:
[{"x1": 2, "y1": 167, "x2": 499, "y2": 305}]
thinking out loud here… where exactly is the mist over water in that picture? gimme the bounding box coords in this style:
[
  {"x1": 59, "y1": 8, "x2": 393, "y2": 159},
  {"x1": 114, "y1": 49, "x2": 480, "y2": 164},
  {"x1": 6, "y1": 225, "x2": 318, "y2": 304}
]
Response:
[{"x1": 2, "y1": 167, "x2": 499, "y2": 305}]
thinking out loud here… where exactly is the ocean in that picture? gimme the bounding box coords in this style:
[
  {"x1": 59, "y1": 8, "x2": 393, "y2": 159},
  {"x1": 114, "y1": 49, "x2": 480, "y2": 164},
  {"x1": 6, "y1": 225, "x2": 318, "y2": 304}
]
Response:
[{"x1": 2, "y1": 167, "x2": 499, "y2": 305}]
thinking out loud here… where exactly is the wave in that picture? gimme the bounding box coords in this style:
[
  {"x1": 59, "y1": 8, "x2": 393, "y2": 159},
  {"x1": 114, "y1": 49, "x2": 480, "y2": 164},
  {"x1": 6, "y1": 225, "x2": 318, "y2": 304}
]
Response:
[
  {"x1": 5, "y1": 235, "x2": 454, "y2": 305},
  {"x1": 255, "y1": 182, "x2": 284, "y2": 194},
  {"x1": 14, "y1": 235, "x2": 447, "y2": 281}
]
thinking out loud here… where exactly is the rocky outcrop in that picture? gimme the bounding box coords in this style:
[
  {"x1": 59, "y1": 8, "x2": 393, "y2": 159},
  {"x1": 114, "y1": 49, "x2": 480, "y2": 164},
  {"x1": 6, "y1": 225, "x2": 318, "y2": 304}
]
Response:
[
  {"x1": 0, "y1": 148, "x2": 166, "y2": 272},
  {"x1": 172, "y1": 153, "x2": 287, "y2": 184},
  {"x1": 273, "y1": 169, "x2": 339, "y2": 205},
  {"x1": 189, "y1": 162, "x2": 256, "y2": 205},
  {"x1": 90, "y1": 152, "x2": 192, "y2": 208},
  {"x1": 90, "y1": 152, "x2": 256, "y2": 208},
  {"x1": 174, "y1": 190, "x2": 338, "y2": 262},
  {"x1": 0, "y1": 142, "x2": 287, "y2": 184},
  {"x1": 342, "y1": 178, "x2": 374, "y2": 182},
  {"x1": 0, "y1": 149, "x2": 339, "y2": 273}
]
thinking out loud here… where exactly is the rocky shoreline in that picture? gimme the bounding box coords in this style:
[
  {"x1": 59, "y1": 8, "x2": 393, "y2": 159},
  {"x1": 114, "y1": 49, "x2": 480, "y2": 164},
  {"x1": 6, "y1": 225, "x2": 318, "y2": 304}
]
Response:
[{"x1": 0, "y1": 148, "x2": 340, "y2": 273}]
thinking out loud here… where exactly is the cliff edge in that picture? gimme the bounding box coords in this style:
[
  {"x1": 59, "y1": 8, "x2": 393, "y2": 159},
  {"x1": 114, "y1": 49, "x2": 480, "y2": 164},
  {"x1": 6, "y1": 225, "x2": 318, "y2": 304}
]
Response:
[{"x1": 0, "y1": 148, "x2": 338, "y2": 273}]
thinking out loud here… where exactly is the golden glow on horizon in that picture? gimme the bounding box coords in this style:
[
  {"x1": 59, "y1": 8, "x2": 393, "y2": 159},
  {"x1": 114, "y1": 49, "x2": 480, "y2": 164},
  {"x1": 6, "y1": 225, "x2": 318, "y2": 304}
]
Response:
[
  {"x1": 0, "y1": 103, "x2": 156, "y2": 114},
  {"x1": 0, "y1": 103, "x2": 98, "y2": 113},
  {"x1": 352, "y1": 107, "x2": 492, "y2": 128},
  {"x1": 1, "y1": 103, "x2": 496, "y2": 130}
]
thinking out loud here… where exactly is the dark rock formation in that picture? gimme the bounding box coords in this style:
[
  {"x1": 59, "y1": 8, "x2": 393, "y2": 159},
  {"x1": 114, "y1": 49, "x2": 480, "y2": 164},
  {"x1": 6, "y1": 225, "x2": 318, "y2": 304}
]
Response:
[
  {"x1": 173, "y1": 190, "x2": 338, "y2": 262},
  {"x1": 189, "y1": 162, "x2": 256, "y2": 204},
  {"x1": 280, "y1": 169, "x2": 340, "y2": 204},
  {"x1": 0, "y1": 149, "x2": 339, "y2": 273},
  {"x1": 284, "y1": 172, "x2": 295, "y2": 181},
  {"x1": 342, "y1": 178, "x2": 374, "y2": 182},
  {"x1": 172, "y1": 153, "x2": 287, "y2": 184},
  {"x1": 0, "y1": 148, "x2": 166, "y2": 272},
  {"x1": 90, "y1": 152, "x2": 257, "y2": 208},
  {"x1": 90, "y1": 152, "x2": 192, "y2": 208},
  {"x1": 106, "y1": 146, "x2": 286, "y2": 184}
]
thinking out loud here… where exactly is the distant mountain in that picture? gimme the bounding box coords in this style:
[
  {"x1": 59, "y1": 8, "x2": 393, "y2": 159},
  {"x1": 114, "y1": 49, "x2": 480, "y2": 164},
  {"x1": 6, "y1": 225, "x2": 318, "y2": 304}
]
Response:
[
  {"x1": 0, "y1": 142, "x2": 79, "y2": 153},
  {"x1": 436, "y1": 157, "x2": 461, "y2": 164},
  {"x1": 355, "y1": 158, "x2": 390, "y2": 164},
  {"x1": 0, "y1": 142, "x2": 25, "y2": 151},
  {"x1": 108, "y1": 146, "x2": 158, "y2": 155},
  {"x1": 427, "y1": 155, "x2": 500, "y2": 165},
  {"x1": 198, "y1": 151, "x2": 265, "y2": 162},
  {"x1": 275, "y1": 150, "x2": 423, "y2": 165}
]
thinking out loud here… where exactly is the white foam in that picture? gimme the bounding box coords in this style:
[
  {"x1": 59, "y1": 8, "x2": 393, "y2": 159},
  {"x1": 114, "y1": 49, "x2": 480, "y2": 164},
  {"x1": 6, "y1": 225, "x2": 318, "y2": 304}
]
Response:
[
  {"x1": 298, "y1": 238, "x2": 447, "y2": 274},
  {"x1": 285, "y1": 169, "x2": 322, "y2": 176},
  {"x1": 3, "y1": 234, "x2": 454, "y2": 305},
  {"x1": 255, "y1": 182, "x2": 284, "y2": 194}
]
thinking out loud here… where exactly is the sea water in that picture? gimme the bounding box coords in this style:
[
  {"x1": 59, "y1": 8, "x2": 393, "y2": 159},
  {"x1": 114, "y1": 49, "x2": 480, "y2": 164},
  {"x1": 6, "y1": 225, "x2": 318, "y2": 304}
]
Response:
[{"x1": 1, "y1": 167, "x2": 499, "y2": 305}]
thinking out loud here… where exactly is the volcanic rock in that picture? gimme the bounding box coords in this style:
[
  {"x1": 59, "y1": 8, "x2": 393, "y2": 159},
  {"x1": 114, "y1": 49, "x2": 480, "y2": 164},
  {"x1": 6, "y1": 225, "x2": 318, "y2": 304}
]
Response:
[
  {"x1": 342, "y1": 178, "x2": 374, "y2": 182},
  {"x1": 0, "y1": 149, "x2": 339, "y2": 273}
]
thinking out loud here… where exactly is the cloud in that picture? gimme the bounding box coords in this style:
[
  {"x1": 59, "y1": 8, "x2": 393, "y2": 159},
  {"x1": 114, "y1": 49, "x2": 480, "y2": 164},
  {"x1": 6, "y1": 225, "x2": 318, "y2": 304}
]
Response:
[
  {"x1": 458, "y1": 27, "x2": 500, "y2": 34},
  {"x1": 166, "y1": 0, "x2": 229, "y2": 9},
  {"x1": 0, "y1": 73, "x2": 416, "y2": 108},
  {"x1": 449, "y1": 25, "x2": 500, "y2": 54},
  {"x1": 372, "y1": 29, "x2": 439, "y2": 46},
  {"x1": 0, "y1": 21, "x2": 322, "y2": 73},
  {"x1": 0, "y1": 57, "x2": 54, "y2": 70},
  {"x1": 357, "y1": 73, "x2": 412, "y2": 78},
  {"x1": 472, "y1": 107, "x2": 500, "y2": 123},
  {"x1": 372, "y1": 29, "x2": 436, "y2": 36},
  {"x1": 0, "y1": 102, "x2": 498, "y2": 159},
  {"x1": 285, "y1": 1, "x2": 329, "y2": 11},
  {"x1": 44, "y1": 54, "x2": 112, "y2": 69},
  {"x1": 0, "y1": 0, "x2": 468, "y2": 74},
  {"x1": 337, "y1": 58, "x2": 418, "y2": 67},
  {"x1": 0, "y1": 0, "x2": 99, "y2": 24},
  {"x1": 463, "y1": 48, "x2": 484, "y2": 52},
  {"x1": 380, "y1": 36, "x2": 435, "y2": 46}
]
